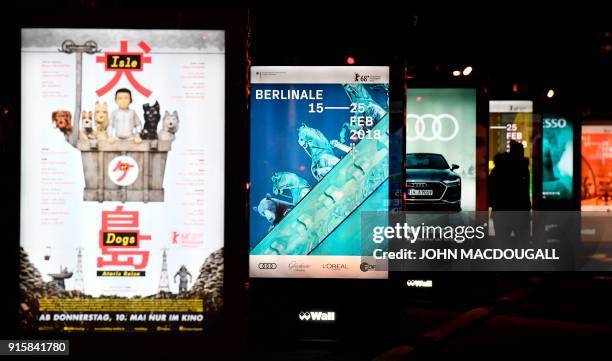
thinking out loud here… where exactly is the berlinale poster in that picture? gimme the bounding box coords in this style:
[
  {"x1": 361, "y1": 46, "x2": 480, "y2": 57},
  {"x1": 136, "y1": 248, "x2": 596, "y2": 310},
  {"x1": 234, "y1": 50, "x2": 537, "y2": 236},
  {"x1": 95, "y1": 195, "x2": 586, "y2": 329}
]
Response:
[
  {"x1": 488, "y1": 100, "x2": 534, "y2": 202},
  {"x1": 20, "y1": 29, "x2": 225, "y2": 332},
  {"x1": 249, "y1": 66, "x2": 389, "y2": 278}
]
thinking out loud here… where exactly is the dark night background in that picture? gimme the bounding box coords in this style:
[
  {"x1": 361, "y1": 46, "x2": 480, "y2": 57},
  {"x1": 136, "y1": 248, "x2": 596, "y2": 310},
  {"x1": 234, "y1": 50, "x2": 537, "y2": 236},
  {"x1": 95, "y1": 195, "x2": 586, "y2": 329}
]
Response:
[{"x1": 1, "y1": 1, "x2": 612, "y2": 359}]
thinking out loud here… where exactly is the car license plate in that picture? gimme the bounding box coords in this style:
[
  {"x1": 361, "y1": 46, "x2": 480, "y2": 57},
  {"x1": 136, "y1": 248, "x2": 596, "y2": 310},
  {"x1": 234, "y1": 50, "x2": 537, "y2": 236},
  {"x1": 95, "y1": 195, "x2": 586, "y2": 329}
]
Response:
[{"x1": 408, "y1": 189, "x2": 433, "y2": 196}]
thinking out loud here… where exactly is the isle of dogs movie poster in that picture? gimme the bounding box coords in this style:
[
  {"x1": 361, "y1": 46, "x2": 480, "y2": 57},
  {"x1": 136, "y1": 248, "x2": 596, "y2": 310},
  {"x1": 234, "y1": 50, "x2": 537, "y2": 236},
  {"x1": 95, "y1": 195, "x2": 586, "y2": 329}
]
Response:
[{"x1": 20, "y1": 28, "x2": 225, "y2": 332}]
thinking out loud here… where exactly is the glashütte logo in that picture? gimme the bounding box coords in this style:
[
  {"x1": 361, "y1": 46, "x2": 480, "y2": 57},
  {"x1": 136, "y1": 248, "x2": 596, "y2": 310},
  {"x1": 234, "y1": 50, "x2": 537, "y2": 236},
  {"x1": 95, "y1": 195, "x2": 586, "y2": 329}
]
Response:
[
  {"x1": 406, "y1": 280, "x2": 433, "y2": 288},
  {"x1": 360, "y1": 262, "x2": 376, "y2": 272},
  {"x1": 288, "y1": 261, "x2": 311, "y2": 272},
  {"x1": 258, "y1": 262, "x2": 277, "y2": 270},
  {"x1": 298, "y1": 311, "x2": 335, "y2": 322},
  {"x1": 321, "y1": 263, "x2": 348, "y2": 271}
]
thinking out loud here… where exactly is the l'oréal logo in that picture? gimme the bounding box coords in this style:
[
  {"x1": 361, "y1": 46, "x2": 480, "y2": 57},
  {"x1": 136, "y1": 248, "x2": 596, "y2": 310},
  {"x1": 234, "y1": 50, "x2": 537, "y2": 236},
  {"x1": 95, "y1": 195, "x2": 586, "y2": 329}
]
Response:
[
  {"x1": 321, "y1": 263, "x2": 348, "y2": 271},
  {"x1": 298, "y1": 311, "x2": 335, "y2": 322}
]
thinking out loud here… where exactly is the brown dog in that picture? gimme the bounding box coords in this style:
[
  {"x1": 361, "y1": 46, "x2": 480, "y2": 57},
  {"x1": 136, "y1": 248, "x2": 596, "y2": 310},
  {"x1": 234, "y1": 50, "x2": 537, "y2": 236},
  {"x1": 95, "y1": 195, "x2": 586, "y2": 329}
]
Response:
[
  {"x1": 94, "y1": 101, "x2": 109, "y2": 141},
  {"x1": 52, "y1": 110, "x2": 73, "y2": 137}
]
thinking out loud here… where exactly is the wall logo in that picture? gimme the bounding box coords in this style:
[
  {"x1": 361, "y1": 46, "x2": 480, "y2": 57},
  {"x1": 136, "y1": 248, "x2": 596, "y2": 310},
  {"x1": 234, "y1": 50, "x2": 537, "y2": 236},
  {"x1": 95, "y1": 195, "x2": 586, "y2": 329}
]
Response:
[
  {"x1": 360, "y1": 262, "x2": 376, "y2": 272},
  {"x1": 298, "y1": 311, "x2": 335, "y2": 322},
  {"x1": 108, "y1": 155, "x2": 139, "y2": 186},
  {"x1": 406, "y1": 114, "x2": 459, "y2": 142},
  {"x1": 406, "y1": 279, "x2": 433, "y2": 288},
  {"x1": 321, "y1": 263, "x2": 348, "y2": 271}
]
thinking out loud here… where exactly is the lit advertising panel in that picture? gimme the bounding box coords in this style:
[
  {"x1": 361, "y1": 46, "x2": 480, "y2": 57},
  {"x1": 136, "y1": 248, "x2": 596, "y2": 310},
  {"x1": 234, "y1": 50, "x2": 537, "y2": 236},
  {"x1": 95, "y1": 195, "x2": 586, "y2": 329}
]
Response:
[
  {"x1": 404, "y1": 89, "x2": 476, "y2": 211},
  {"x1": 542, "y1": 115, "x2": 573, "y2": 201},
  {"x1": 488, "y1": 100, "x2": 534, "y2": 206},
  {"x1": 249, "y1": 66, "x2": 389, "y2": 278},
  {"x1": 20, "y1": 28, "x2": 225, "y2": 332},
  {"x1": 581, "y1": 125, "x2": 612, "y2": 211}
]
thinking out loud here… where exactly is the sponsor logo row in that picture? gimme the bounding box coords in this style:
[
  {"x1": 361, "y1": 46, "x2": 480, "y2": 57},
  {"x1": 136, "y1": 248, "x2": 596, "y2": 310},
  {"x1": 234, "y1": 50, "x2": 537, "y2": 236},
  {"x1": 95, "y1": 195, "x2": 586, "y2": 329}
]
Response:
[
  {"x1": 250, "y1": 256, "x2": 387, "y2": 279},
  {"x1": 256, "y1": 261, "x2": 377, "y2": 273}
]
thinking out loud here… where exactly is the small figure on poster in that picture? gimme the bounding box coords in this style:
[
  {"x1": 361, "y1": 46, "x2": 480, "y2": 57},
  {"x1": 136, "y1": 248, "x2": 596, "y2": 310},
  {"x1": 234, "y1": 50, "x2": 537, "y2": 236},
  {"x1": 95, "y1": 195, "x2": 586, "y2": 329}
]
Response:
[
  {"x1": 174, "y1": 265, "x2": 192, "y2": 293},
  {"x1": 110, "y1": 88, "x2": 143, "y2": 143}
]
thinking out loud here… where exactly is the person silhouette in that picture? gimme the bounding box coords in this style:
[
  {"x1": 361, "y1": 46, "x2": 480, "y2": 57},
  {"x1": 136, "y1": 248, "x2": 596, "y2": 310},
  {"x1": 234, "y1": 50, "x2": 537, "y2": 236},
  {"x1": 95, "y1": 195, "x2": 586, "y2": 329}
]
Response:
[{"x1": 488, "y1": 140, "x2": 531, "y2": 246}]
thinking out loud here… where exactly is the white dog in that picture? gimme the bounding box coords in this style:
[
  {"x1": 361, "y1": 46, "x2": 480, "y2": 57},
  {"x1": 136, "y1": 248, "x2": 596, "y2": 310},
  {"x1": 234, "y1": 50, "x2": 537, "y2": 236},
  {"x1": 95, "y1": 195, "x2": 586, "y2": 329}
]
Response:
[
  {"x1": 79, "y1": 110, "x2": 96, "y2": 141},
  {"x1": 158, "y1": 111, "x2": 179, "y2": 141}
]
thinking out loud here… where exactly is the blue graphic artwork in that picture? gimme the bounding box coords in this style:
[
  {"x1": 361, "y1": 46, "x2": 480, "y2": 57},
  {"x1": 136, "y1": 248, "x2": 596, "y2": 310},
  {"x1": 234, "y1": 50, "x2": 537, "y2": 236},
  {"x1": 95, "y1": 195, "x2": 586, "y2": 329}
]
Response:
[{"x1": 250, "y1": 83, "x2": 388, "y2": 251}]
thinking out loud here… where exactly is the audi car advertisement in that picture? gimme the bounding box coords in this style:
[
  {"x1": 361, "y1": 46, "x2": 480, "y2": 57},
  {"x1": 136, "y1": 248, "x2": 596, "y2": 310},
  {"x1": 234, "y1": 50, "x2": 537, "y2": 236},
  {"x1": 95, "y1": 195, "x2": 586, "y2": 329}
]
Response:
[
  {"x1": 404, "y1": 88, "x2": 476, "y2": 211},
  {"x1": 249, "y1": 66, "x2": 389, "y2": 279}
]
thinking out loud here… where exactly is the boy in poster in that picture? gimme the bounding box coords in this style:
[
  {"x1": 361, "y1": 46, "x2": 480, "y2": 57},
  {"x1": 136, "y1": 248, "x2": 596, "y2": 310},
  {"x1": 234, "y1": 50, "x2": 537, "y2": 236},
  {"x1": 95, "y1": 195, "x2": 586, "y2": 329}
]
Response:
[{"x1": 110, "y1": 88, "x2": 143, "y2": 143}]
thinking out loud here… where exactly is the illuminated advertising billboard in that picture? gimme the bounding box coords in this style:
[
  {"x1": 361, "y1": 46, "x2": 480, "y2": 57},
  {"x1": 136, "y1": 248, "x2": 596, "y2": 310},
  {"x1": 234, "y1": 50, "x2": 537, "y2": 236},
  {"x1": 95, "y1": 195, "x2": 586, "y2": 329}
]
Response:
[
  {"x1": 404, "y1": 88, "x2": 476, "y2": 211},
  {"x1": 488, "y1": 100, "x2": 534, "y2": 207},
  {"x1": 581, "y1": 125, "x2": 612, "y2": 211},
  {"x1": 249, "y1": 66, "x2": 389, "y2": 278},
  {"x1": 20, "y1": 29, "x2": 225, "y2": 332},
  {"x1": 542, "y1": 115, "x2": 573, "y2": 201}
]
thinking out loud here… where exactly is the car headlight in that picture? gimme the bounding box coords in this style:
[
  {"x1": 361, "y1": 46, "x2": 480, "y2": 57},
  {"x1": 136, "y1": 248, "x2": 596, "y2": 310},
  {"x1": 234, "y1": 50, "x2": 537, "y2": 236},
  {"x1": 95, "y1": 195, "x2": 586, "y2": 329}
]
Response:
[{"x1": 443, "y1": 178, "x2": 460, "y2": 185}]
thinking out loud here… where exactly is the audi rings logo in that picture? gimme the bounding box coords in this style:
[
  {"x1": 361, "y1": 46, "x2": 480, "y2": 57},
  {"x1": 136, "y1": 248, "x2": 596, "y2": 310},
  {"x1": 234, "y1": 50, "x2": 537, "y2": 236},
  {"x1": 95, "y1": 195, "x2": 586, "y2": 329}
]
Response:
[
  {"x1": 258, "y1": 262, "x2": 277, "y2": 270},
  {"x1": 406, "y1": 113, "x2": 459, "y2": 142},
  {"x1": 408, "y1": 182, "x2": 428, "y2": 188}
]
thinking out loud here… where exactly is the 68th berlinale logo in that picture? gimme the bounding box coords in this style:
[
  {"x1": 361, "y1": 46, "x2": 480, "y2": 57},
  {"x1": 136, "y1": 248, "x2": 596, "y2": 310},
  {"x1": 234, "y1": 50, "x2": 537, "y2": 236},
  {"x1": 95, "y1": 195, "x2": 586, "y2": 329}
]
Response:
[
  {"x1": 406, "y1": 113, "x2": 460, "y2": 142},
  {"x1": 258, "y1": 262, "x2": 277, "y2": 270},
  {"x1": 354, "y1": 73, "x2": 370, "y2": 82}
]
